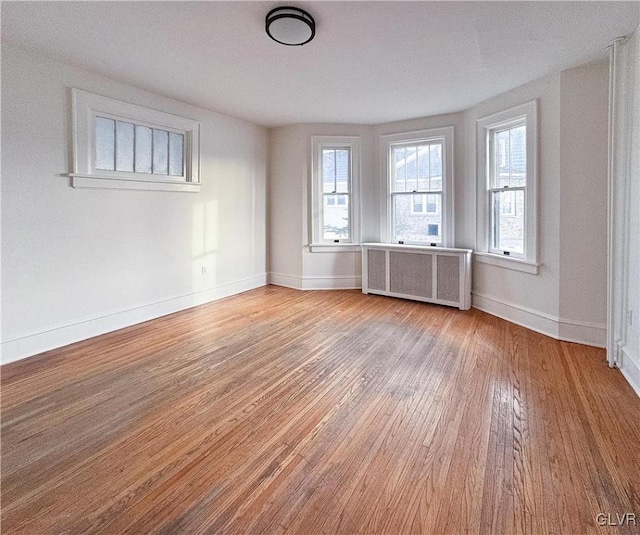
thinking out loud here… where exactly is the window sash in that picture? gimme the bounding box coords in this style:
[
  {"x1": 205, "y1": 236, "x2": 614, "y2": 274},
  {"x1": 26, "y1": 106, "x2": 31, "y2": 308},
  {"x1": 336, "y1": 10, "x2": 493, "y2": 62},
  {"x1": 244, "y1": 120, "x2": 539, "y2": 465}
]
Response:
[
  {"x1": 391, "y1": 191, "x2": 443, "y2": 244},
  {"x1": 322, "y1": 192, "x2": 351, "y2": 241},
  {"x1": 489, "y1": 186, "x2": 526, "y2": 257},
  {"x1": 488, "y1": 121, "x2": 526, "y2": 190},
  {"x1": 487, "y1": 121, "x2": 527, "y2": 258},
  {"x1": 315, "y1": 142, "x2": 356, "y2": 244},
  {"x1": 390, "y1": 141, "x2": 444, "y2": 194}
]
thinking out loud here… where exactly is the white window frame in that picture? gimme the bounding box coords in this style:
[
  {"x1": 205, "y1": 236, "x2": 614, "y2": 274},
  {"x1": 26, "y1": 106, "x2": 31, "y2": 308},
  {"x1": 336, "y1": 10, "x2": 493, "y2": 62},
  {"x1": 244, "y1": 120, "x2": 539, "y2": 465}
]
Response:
[
  {"x1": 476, "y1": 100, "x2": 538, "y2": 274},
  {"x1": 310, "y1": 136, "x2": 361, "y2": 252},
  {"x1": 380, "y1": 127, "x2": 454, "y2": 247},
  {"x1": 70, "y1": 88, "x2": 201, "y2": 192}
]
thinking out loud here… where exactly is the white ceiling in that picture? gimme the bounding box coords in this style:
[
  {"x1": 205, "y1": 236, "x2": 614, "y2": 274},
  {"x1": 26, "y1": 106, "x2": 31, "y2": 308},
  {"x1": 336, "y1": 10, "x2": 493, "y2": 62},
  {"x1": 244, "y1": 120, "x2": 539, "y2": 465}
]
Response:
[{"x1": 2, "y1": 1, "x2": 639, "y2": 127}]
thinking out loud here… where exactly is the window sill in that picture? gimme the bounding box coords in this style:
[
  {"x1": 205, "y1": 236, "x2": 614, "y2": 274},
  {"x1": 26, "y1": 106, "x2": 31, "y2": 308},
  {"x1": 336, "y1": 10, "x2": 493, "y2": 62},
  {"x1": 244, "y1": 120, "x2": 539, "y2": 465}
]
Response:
[
  {"x1": 474, "y1": 252, "x2": 539, "y2": 274},
  {"x1": 70, "y1": 174, "x2": 200, "y2": 193},
  {"x1": 309, "y1": 244, "x2": 362, "y2": 253}
]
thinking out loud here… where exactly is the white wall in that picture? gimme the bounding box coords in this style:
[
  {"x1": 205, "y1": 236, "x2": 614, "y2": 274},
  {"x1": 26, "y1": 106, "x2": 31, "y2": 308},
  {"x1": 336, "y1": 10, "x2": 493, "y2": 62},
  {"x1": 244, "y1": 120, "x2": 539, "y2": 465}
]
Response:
[
  {"x1": 1, "y1": 46, "x2": 268, "y2": 364},
  {"x1": 269, "y1": 123, "x2": 373, "y2": 290},
  {"x1": 268, "y1": 125, "x2": 305, "y2": 286},
  {"x1": 269, "y1": 62, "x2": 610, "y2": 348},
  {"x1": 465, "y1": 73, "x2": 564, "y2": 334},
  {"x1": 559, "y1": 61, "x2": 609, "y2": 342},
  {"x1": 465, "y1": 65, "x2": 610, "y2": 346},
  {"x1": 2, "y1": 45, "x2": 615, "y2": 365}
]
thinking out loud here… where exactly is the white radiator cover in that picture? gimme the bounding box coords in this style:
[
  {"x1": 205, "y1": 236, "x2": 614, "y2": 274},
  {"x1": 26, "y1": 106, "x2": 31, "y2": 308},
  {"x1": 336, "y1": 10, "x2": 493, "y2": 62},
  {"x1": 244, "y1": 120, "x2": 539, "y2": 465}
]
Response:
[{"x1": 362, "y1": 243, "x2": 472, "y2": 310}]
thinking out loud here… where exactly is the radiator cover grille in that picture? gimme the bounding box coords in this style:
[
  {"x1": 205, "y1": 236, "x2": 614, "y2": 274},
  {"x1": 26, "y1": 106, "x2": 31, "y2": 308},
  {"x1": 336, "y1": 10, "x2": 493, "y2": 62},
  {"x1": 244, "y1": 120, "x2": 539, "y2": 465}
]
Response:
[
  {"x1": 362, "y1": 244, "x2": 472, "y2": 310},
  {"x1": 389, "y1": 251, "x2": 433, "y2": 298}
]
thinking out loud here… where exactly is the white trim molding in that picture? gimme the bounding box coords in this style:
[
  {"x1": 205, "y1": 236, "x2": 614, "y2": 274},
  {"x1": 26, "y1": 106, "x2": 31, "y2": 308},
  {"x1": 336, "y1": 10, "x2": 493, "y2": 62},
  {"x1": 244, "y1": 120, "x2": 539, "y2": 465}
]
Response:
[
  {"x1": 380, "y1": 126, "x2": 455, "y2": 247},
  {"x1": 474, "y1": 252, "x2": 540, "y2": 275},
  {"x1": 268, "y1": 273, "x2": 361, "y2": 291},
  {"x1": 618, "y1": 344, "x2": 640, "y2": 397},
  {"x1": 1, "y1": 274, "x2": 267, "y2": 365},
  {"x1": 70, "y1": 88, "x2": 201, "y2": 192},
  {"x1": 472, "y1": 291, "x2": 606, "y2": 347},
  {"x1": 476, "y1": 100, "x2": 538, "y2": 272},
  {"x1": 606, "y1": 29, "x2": 640, "y2": 399},
  {"x1": 310, "y1": 136, "x2": 361, "y2": 246},
  {"x1": 308, "y1": 244, "x2": 362, "y2": 253}
]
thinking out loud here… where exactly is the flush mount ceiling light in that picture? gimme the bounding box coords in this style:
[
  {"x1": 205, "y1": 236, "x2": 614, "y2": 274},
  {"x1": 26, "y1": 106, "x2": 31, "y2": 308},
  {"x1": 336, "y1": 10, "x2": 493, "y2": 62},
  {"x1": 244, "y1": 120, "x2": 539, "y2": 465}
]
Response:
[{"x1": 266, "y1": 6, "x2": 315, "y2": 46}]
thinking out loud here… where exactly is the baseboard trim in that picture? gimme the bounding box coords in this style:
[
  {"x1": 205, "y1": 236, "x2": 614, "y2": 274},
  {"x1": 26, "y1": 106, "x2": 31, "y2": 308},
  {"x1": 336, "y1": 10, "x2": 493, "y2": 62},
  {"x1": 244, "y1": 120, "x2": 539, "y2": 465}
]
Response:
[
  {"x1": 1, "y1": 273, "x2": 268, "y2": 365},
  {"x1": 268, "y1": 272, "x2": 303, "y2": 290},
  {"x1": 301, "y1": 275, "x2": 362, "y2": 290},
  {"x1": 268, "y1": 273, "x2": 361, "y2": 291},
  {"x1": 619, "y1": 345, "x2": 640, "y2": 397},
  {"x1": 472, "y1": 291, "x2": 606, "y2": 348}
]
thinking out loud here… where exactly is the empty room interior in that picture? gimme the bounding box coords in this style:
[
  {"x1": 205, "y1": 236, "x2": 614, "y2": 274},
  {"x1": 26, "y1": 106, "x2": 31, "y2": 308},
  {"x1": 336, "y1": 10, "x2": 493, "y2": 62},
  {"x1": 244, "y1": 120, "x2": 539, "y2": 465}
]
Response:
[{"x1": 2, "y1": 1, "x2": 640, "y2": 533}]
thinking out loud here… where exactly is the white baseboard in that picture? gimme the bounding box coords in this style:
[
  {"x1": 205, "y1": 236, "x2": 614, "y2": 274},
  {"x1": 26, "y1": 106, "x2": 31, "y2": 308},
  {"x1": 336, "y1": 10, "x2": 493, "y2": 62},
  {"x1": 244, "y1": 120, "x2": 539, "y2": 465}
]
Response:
[
  {"x1": 619, "y1": 345, "x2": 640, "y2": 397},
  {"x1": 301, "y1": 275, "x2": 361, "y2": 290},
  {"x1": 557, "y1": 317, "x2": 607, "y2": 348},
  {"x1": 1, "y1": 273, "x2": 267, "y2": 365},
  {"x1": 268, "y1": 272, "x2": 361, "y2": 291},
  {"x1": 472, "y1": 291, "x2": 606, "y2": 348},
  {"x1": 268, "y1": 272, "x2": 303, "y2": 290}
]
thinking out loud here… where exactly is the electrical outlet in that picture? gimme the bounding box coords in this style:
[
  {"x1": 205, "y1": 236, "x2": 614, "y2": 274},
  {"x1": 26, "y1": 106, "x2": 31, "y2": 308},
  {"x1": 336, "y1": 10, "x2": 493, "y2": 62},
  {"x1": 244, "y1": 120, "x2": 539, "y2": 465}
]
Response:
[{"x1": 201, "y1": 266, "x2": 207, "y2": 275}]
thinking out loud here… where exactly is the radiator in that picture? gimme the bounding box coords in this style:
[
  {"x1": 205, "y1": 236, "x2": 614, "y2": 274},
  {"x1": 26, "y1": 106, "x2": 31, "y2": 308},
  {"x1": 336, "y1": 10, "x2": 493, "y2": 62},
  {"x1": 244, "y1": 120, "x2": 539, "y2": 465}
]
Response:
[{"x1": 362, "y1": 243, "x2": 472, "y2": 310}]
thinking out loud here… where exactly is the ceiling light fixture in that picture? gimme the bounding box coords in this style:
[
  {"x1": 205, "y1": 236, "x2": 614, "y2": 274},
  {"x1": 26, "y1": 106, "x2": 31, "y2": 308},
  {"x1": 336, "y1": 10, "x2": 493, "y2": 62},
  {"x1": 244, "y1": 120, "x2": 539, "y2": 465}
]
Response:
[{"x1": 266, "y1": 6, "x2": 315, "y2": 46}]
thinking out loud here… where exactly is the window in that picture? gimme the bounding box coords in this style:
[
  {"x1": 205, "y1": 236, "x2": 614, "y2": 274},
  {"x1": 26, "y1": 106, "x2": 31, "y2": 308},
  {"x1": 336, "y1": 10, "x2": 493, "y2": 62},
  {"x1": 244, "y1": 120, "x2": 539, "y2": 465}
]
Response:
[
  {"x1": 311, "y1": 137, "x2": 361, "y2": 250},
  {"x1": 71, "y1": 89, "x2": 200, "y2": 192},
  {"x1": 476, "y1": 101, "x2": 538, "y2": 273},
  {"x1": 381, "y1": 127, "x2": 454, "y2": 246}
]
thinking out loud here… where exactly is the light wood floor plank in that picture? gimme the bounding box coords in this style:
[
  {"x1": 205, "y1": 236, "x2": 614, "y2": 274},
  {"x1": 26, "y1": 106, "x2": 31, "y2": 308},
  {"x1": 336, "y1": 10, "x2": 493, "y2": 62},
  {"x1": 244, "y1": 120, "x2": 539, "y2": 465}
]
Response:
[{"x1": 2, "y1": 286, "x2": 639, "y2": 534}]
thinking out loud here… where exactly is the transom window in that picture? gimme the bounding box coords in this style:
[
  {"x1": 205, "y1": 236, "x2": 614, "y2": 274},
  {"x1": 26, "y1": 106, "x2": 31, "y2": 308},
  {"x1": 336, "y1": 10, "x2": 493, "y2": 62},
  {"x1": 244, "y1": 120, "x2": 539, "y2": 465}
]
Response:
[
  {"x1": 71, "y1": 89, "x2": 200, "y2": 192},
  {"x1": 383, "y1": 127, "x2": 454, "y2": 247},
  {"x1": 95, "y1": 117, "x2": 185, "y2": 177}
]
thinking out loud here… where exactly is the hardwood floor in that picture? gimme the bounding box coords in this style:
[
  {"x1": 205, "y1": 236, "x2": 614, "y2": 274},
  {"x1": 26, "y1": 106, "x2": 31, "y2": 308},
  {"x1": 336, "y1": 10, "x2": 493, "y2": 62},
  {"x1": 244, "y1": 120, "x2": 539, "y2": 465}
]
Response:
[{"x1": 2, "y1": 286, "x2": 639, "y2": 534}]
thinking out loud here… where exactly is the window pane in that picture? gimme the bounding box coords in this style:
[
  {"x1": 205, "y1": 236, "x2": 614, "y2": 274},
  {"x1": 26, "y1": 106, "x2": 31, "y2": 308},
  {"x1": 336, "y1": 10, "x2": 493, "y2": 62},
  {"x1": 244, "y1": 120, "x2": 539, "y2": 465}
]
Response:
[
  {"x1": 416, "y1": 145, "x2": 430, "y2": 191},
  {"x1": 115, "y1": 121, "x2": 134, "y2": 172},
  {"x1": 95, "y1": 117, "x2": 115, "y2": 170},
  {"x1": 429, "y1": 144, "x2": 442, "y2": 191},
  {"x1": 405, "y1": 145, "x2": 417, "y2": 190},
  {"x1": 322, "y1": 149, "x2": 336, "y2": 193},
  {"x1": 323, "y1": 194, "x2": 349, "y2": 240},
  {"x1": 135, "y1": 125, "x2": 152, "y2": 174},
  {"x1": 426, "y1": 193, "x2": 439, "y2": 213},
  {"x1": 169, "y1": 132, "x2": 184, "y2": 176},
  {"x1": 335, "y1": 149, "x2": 350, "y2": 193},
  {"x1": 492, "y1": 189, "x2": 524, "y2": 254},
  {"x1": 510, "y1": 125, "x2": 526, "y2": 187},
  {"x1": 411, "y1": 194, "x2": 424, "y2": 214},
  {"x1": 494, "y1": 129, "x2": 510, "y2": 187},
  {"x1": 153, "y1": 129, "x2": 169, "y2": 175},
  {"x1": 393, "y1": 193, "x2": 442, "y2": 244},
  {"x1": 392, "y1": 146, "x2": 408, "y2": 192}
]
